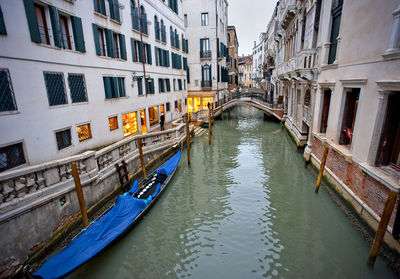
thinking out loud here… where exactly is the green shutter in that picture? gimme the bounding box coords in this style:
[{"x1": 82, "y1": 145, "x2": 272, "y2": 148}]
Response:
[
  {"x1": 49, "y1": 6, "x2": 62, "y2": 47},
  {"x1": 154, "y1": 47, "x2": 158, "y2": 65},
  {"x1": 131, "y1": 38, "x2": 137, "y2": 62},
  {"x1": 71, "y1": 16, "x2": 85, "y2": 52},
  {"x1": 105, "y1": 29, "x2": 114, "y2": 57},
  {"x1": 166, "y1": 50, "x2": 170, "y2": 67},
  {"x1": 119, "y1": 34, "x2": 126, "y2": 60},
  {"x1": 93, "y1": 0, "x2": 106, "y2": 15},
  {"x1": 111, "y1": 77, "x2": 118, "y2": 98},
  {"x1": 23, "y1": 0, "x2": 40, "y2": 43},
  {"x1": 103, "y1": 76, "x2": 112, "y2": 99},
  {"x1": 114, "y1": 0, "x2": 120, "y2": 22},
  {"x1": 117, "y1": 77, "x2": 125, "y2": 97},
  {"x1": 0, "y1": 5, "x2": 7, "y2": 35},
  {"x1": 138, "y1": 41, "x2": 143, "y2": 63},
  {"x1": 150, "y1": 78, "x2": 155, "y2": 94},
  {"x1": 146, "y1": 44, "x2": 152, "y2": 64},
  {"x1": 92, "y1": 24, "x2": 101, "y2": 55},
  {"x1": 166, "y1": 78, "x2": 170, "y2": 92},
  {"x1": 137, "y1": 77, "x2": 143, "y2": 95}
]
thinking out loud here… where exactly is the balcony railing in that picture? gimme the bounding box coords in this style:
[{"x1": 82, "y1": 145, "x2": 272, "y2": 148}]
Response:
[
  {"x1": 200, "y1": 50, "x2": 212, "y2": 58},
  {"x1": 201, "y1": 80, "x2": 212, "y2": 88}
]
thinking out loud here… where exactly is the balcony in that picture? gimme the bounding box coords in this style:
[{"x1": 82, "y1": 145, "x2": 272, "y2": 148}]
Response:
[
  {"x1": 201, "y1": 80, "x2": 212, "y2": 88},
  {"x1": 200, "y1": 50, "x2": 212, "y2": 59},
  {"x1": 276, "y1": 49, "x2": 318, "y2": 80}
]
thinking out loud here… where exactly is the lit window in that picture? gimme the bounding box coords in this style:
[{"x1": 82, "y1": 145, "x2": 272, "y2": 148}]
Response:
[
  {"x1": 109, "y1": 116, "x2": 118, "y2": 131},
  {"x1": 122, "y1": 112, "x2": 138, "y2": 137},
  {"x1": 76, "y1": 123, "x2": 92, "y2": 142},
  {"x1": 149, "y1": 106, "x2": 159, "y2": 127}
]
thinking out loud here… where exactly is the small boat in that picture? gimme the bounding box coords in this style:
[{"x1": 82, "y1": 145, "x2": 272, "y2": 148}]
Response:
[{"x1": 33, "y1": 151, "x2": 182, "y2": 279}]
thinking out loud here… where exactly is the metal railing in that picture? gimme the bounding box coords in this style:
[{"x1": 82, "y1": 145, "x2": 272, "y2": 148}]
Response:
[{"x1": 200, "y1": 50, "x2": 212, "y2": 58}]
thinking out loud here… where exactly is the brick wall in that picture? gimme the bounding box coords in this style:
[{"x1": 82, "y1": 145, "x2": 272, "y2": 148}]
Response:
[{"x1": 312, "y1": 136, "x2": 399, "y2": 228}]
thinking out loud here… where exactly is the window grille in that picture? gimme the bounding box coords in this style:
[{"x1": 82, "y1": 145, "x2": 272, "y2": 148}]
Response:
[
  {"x1": 68, "y1": 74, "x2": 87, "y2": 103},
  {"x1": 44, "y1": 72, "x2": 67, "y2": 106},
  {"x1": 0, "y1": 143, "x2": 26, "y2": 172},
  {"x1": 56, "y1": 129, "x2": 72, "y2": 150},
  {"x1": 76, "y1": 124, "x2": 92, "y2": 142},
  {"x1": 0, "y1": 69, "x2": 17, "y2": 111}
]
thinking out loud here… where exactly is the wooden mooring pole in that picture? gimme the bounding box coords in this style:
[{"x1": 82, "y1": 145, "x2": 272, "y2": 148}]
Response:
[
  {"x1": 71, "y1": 162, "x2": 89, "y2": 228},
  {"x1": 185, "y1": 113, "x2": 191, "y2": 166},
  {"x1": 315, "y1": 146, "x2": 329, "y2": 193},
  {"x1": 221, "y1": 101, "x2": 224, "y2": 120},
  {"x1": 137, "y1": 137, "x2": 146, "y2": 178},
  {"x1": 211, "y1": 103, "x2": 214, "y2": 125},
  {"x1": 367, "y1": 190, "x2": 398, "y2": 266},
  {"x1": 208, "y1": 104, "x2": 212, "y2": 145}
]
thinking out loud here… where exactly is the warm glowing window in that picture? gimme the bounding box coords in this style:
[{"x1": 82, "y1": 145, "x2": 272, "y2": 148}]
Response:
[
  {"x1": 122, "y1": 112, "x2": 138, "y2": 137},
  {"x1": 194, "y1": 97, "x2": 201, "y2": 111},
  {"x1": 202, "y1": 97, "x2": 213, "y2": 110},
  {"x1": 76, "y1": 124, "x2": 92, "y2": 142},
  {"x1": 188, "y1": 98, "x2": 193, "y2": 112},
  {"x1": 149, "y1": 106, "x2": 159, "y2": 127},
  {"x1": 109, "y1": 116, "x2": 118, "y2": 131}
]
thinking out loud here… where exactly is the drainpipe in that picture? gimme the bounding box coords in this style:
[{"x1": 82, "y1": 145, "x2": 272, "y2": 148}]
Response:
[{"x1": 138, "y1": 0, "x2": 147, "y2": 96}]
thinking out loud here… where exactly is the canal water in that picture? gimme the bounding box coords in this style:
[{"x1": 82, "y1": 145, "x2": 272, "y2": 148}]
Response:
[{"x1": 68, "y1": 105, "x2": 395, "y2": 279}]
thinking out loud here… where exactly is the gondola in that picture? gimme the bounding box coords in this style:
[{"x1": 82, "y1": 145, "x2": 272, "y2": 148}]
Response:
[{"x1": 32, "y1": 151, "x2": 182, "y2": 279}]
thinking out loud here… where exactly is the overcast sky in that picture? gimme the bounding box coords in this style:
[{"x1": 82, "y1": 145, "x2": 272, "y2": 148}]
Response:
[{"x1": 228, "y1": 0, "x2": 278, "y2": 56}]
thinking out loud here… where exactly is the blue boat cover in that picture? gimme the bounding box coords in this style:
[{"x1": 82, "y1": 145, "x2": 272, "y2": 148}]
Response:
[{"x1": 33, "y1": 151, "x2": 181, "y2": 279}]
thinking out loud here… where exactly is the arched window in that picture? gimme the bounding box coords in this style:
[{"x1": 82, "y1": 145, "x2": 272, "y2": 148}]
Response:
[
  {"x1": 304, "y1": 89, "x2": 311, "y2": 107},
  {"x1": 202, "y1": 64, "x2": 211, "y2": 81},
  {"x1": 154, "y1": 16, "x2": 160, "y2": 40},
  {"x1": 140, "y1": 5, "x2": 145, "y2": 14}
]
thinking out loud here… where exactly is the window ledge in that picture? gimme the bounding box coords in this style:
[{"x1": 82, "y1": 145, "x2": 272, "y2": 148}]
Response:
[
  {"x1": 94, "y1": 11, "x2": 107, "y2": 19},
  {"x1": 109, "y1": 18, "x2": 122, "y2": 25},
  {"x1": 320, "y1": 63, "x2": 338, "y2": 70},
  {"x1": 327, "y1": 140, "x2": 353, "y2": 162},
  {"x1": 104, "y1": 96, "x2": 129, "y2": 101},
  {"x1": 382, "y1": 49, "x2": 400, "y2": 60},
  {"x1": 0, "y1": 110, "x2": 20, "y2": 117},
  {"x1": 49, "y1": 104, "x2": 69, "y2": 109},
  {"x1": 359, "y1": 163, "x2": 400, "y2": 190},
  {"x1": 71, "y1": 101, "x2": 89, "y2": 106}
]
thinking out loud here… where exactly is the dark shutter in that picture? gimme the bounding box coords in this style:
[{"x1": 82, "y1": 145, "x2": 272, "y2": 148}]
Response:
[
  {"x1": 92, "y1": 24, "x2": 101, "y2": 55},
  {"x1": 71, "y1": 16, "x2": 86, "y2": 52},
  {"x1": 137, "y1": 77, "x2": 143, "y2": 95},
  {"x1": 114, "y1": 0, "x2": 120, "y2": 22},
  {"x1": 117, "y1": 77, "x2": 125, "y2": 97},
  {"x1": 154, "y1": 47, "x2": 159, "y2": 65},
  {"x1": 0, "y1": 5, "x2": 7, "y2": 35},
  {"x1": 23, "y1": 0, "x2": 41, "y2": 43},
  {"x1": 328, "y1": 13, "x2": 341, "y2": 64},
  {"x1": 93, "y1": 0, "x2": 106, "y2": 15},
  {"x1": 132, "y1": 7, "x2": 139, "y2": 31},
  {"x1": 103, "y1": 76, "x2": 112, "y2": 99},
  {"x1": 166, "y1": 50, "x2": 170, "y2": 67},
  {"x1": 150, "y1": 78, "x2": 155, "y2": 94},
  {"x1": 49, "y1": 6, "x2": 62, "y2": 47},
  {"x1": 166, "y1": 78, "x2": 170, "y2": 92},
  {"x1": 131, "y1": 38, "x2": 137, "y2": 62},
  {"x1": 200, "y1": 39, "x2": 203, "y2": 52},
  {"x1": 111, "y1": 77, "x2": 118, "y2": 98},
  {"x1": 105, "y1": 29, "x2": 114, "y2": 57},
  {"x1": 138, "y1": 41, "x2": 143, "y2": 62},
  {"x1": 146, "y1": 44, "x2": 152, "y2": 64},
  {"x1": 119, "y1": 34, "x2": 127, "y2": 60}
]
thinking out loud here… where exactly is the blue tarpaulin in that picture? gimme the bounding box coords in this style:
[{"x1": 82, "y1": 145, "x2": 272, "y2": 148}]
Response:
[{"x1": 33, "y1": 151, "x2": 181, "y2": 279}]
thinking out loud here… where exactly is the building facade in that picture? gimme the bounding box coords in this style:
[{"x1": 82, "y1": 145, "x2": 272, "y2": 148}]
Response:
[
  {"x1": 0, "y1": 0, "x2": 188, "y2": 169},
  {"x1": 252, "y1": 33, "x2": 266, "y2": 88},
  {"x1": 183, "y1": 0, "x2": 229, "y2": 113},
  {"x1": 238, "y1": 55, "x2": 252, "y2": 88},
  {"x1": 227, "y1": 25, "x2": 238, "y2": 91}
]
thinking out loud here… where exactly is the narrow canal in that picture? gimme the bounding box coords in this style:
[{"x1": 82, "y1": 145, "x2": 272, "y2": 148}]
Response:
[{"x1": 68, "y1": 105, "x2": 395, "y2": 278}]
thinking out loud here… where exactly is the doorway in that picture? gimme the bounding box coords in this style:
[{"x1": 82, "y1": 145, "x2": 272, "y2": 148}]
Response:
[{"x1": 140, "y1": 109, "x2": 147, "y2": 134}]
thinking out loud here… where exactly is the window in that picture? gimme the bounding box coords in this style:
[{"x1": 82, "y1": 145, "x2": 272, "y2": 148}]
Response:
[
  {"x1": 168, "y1": 0, "x2": 178, "y2": 14},
  {"x1": 202, "y1": 64, "x2": 211, "y2": 84},
  {"x1": 0, "y1": 69, "x2": 17, "y2": 112},
  {"x1": 68, "y1": 74, "x2": 87, "y2": 103},
  {"x1": 0, "y1": 143, "x2": 26, "y2": 172},
  {"x1": 173, "y1": 79, "x2": 176, "y2": 91},
  {"x1": 149, "y1": 106, "x2": 159, "y2": 127},
  {"x1": 94, "y1": 0, "x2": 106, "y2": 15},
  {"x1": 108, "y1": 116, "x2": 118, "y2": 131},
  {"x1": 375, "y1": 94, "x2": 400, "y2": 170},
  {"x1": 44, "y1": 72, "x2": 67, "y2": 106},
  {"x1": 158, "y1": 78, "x2": 165, "y2": 93},
  {"x1": 174, "y1": 100, "x2": 178, "y2": 109},
  {"x1": 59, "y1": 15, "x2": 72, "y2": 50},
  {"x1": 34, "y1": 4, "x2": 50, "y2": 45},
  {"x1": 166, "y1": 102, "x2": 170, "y2": 112},
  {"x1": 122, "y1": 112, "x2": 138, "y2": 136},
  {"x1": 328, "y1": 0, "x2": 343, "y2": 64},
  {"x1": 76, "y1": 123, "x2": 92, "y2": 142},
  {"x1": 113, "y1": 33, "x2": 120, "y2": 58},
  {"x1": 55, "y1": 129, "x2": 72, "y2": 150},
  {"x1": 103, "y1": 76, "x2": 126, "y2": 99},
  {"x1": 201, "y1": 13, "x2": 208, "y2": 26},
  {"x1": 154, "y1": 16, "x2": 160, "y2": 40},
  {"x1": 130, "y1": 0, "x2": 140, "y2": 31},
  {"x1": 304, "y1": 90, "x2": 311, "y2": 107},
  {"x1": 109, "y1": 0, "x2": 121, "y2": 22},
  {"x1": 184, "y1": 14, "x2": 187, "y2": 27},
  {"x1": 178, "y1": 79, "x2": 182, "y2": 90},
  {"x1": 93, "y1": 25, "x2": 126, "y2": 59},
  {"x1": 339, "y1": 88, "x2": 360, "y2": 146},
  {"x1": 145, "y1": 78, "x2": 155, "y2": 94},
  {"x1": 139, "y1": 6, "x2": 148, "y2": 35},
  {"x1": 137, "y1": 77, "x2": 143, "y2": 95},
  {"x1": 97, "y1": 27, "x2": 106, "y2": 56},
  {"x1": 227, "y1": 33, "x2": 231, "y2": 43},
  {"x1": 165, "y1": 78, "x2": 171, "y2": 92}
]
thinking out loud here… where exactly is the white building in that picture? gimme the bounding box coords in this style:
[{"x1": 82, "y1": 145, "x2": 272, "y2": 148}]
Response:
[
  {"x1": 182, "y1": 0, "x2": 229, "y2": 112},
  {"x1": 0, "y1": 0, "x2": 188, "y2": 169},
  {"x1": 252, "y1": 33, "x2": 265, "y2": 88}
]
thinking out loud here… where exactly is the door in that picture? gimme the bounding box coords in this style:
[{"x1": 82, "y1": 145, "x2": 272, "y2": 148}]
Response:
[{"x1": 140, "y1": 109, "x2": 147, "y2": 134}]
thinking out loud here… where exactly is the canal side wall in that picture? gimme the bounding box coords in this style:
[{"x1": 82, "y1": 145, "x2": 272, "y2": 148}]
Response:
[
  {"x1": 0, "y1": 125, "x2": 187, "y2": 277},
  {"x1": 310, "y1": 135, "x2": 400, "y2": 253}
]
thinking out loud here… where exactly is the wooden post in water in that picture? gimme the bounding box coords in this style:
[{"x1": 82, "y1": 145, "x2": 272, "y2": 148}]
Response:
[
  {"x1": 71, "y1": 162, "x2": 89, "y2": 228},
  {"x1": 208, "y1": 103, "x2": 212, "y2": 145},
  {"x1": 315, "y1": 146, "x2": 329, "y2": 193},
  {"x1": 185, "y1": 113, "x2": 191, "y2": 166},
  {"x1": 221, "y1": 101, "x2": 224, "y2": 120},
  {"x1": 367, "y1": 190, "x2": 398, "y2": 266},
  {"x1": 211, "y1": 103, "x2": 214, "y2": 125},
  {"x1": 137, "y1": 137, "x2": 146, "y2": 178}
]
